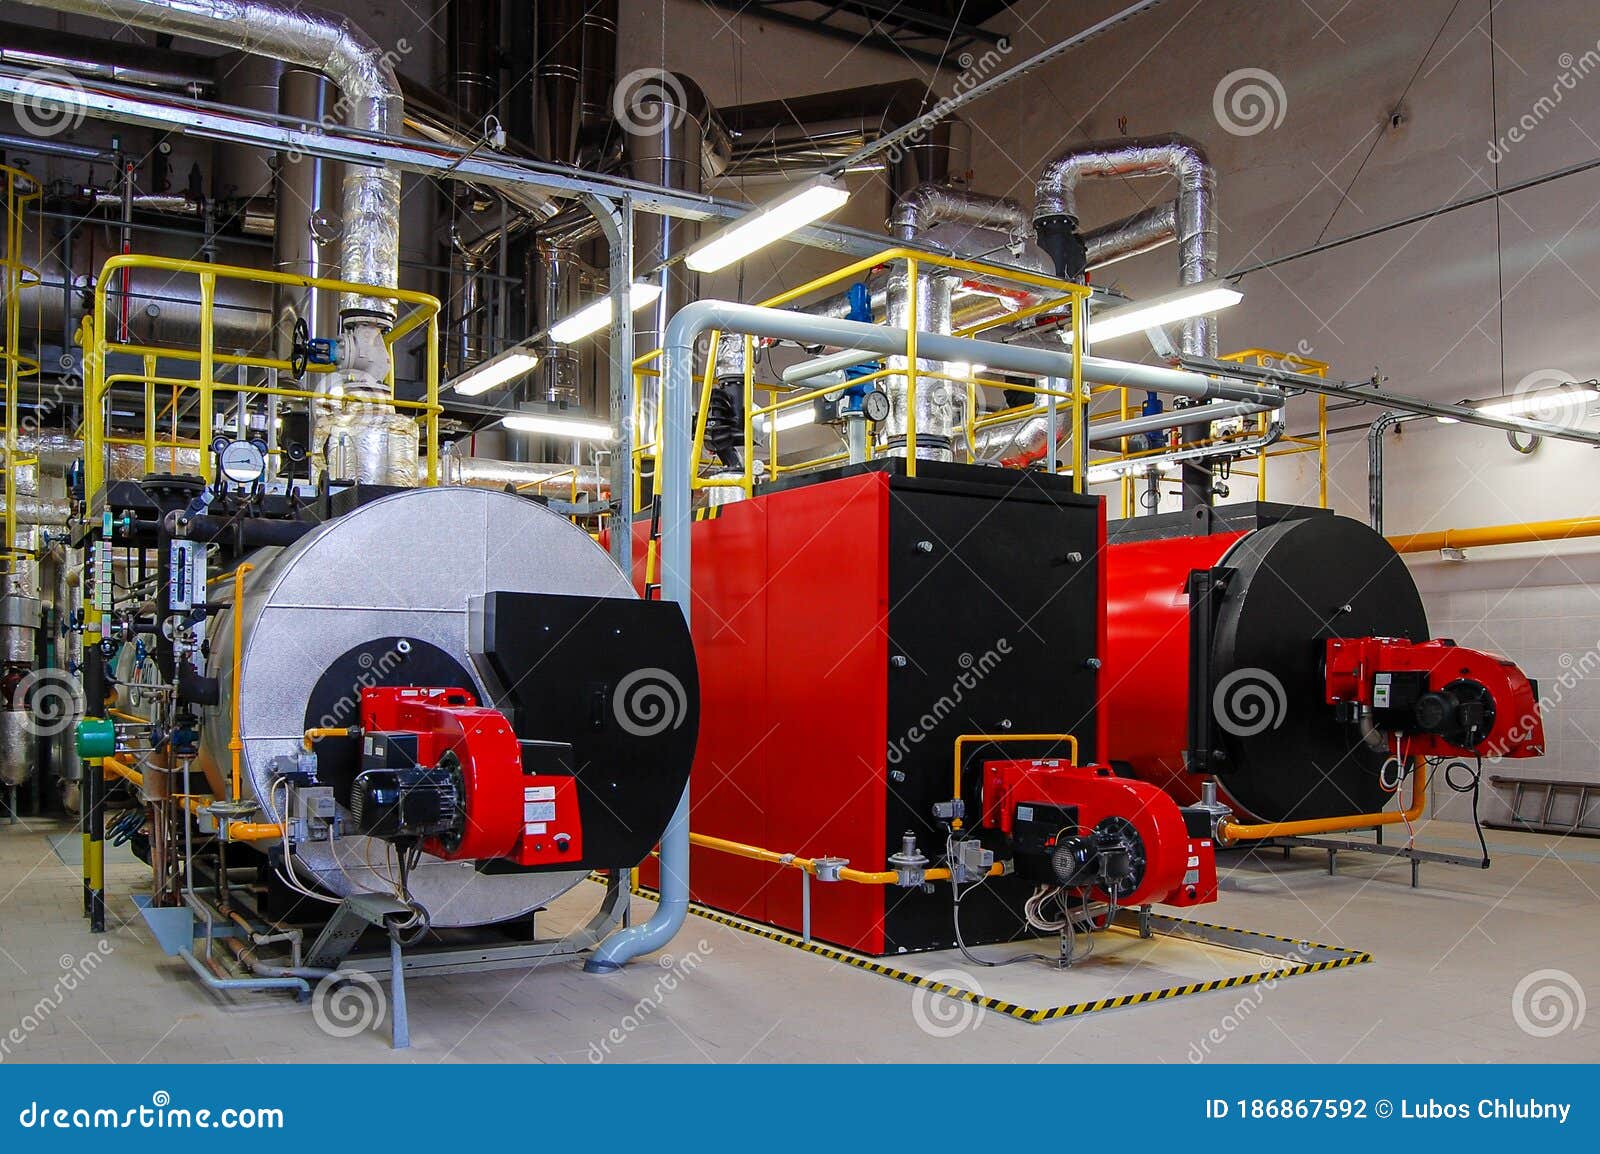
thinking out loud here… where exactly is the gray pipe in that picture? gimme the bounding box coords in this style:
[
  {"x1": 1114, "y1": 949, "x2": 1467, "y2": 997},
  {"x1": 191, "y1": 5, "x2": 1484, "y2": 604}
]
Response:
[
  {"x1": 1368, "y1": 410, "x2": 1421, "y2": 532},
  {"x1": 889, "y1": 184, "x2": 1028, "y2": 244},
  {"x1": 179, "y1": 947, "x2": 310, "y2": 997},
  {"x1": 883, "y1": 186, "x2": 1028, "y2": 461},
  {"x1": 1089, "y1": 399, "x2": 1275, "y2": 450},
  {"x1": 1085, "y1": 199, "x2": 1177, "y2": 269},
  {"x1": 14, "y1": 0, "x2": 403, "y2": 321},
  {"x1": 442, "y1": 453, "x2": 607, "y2": 492}
]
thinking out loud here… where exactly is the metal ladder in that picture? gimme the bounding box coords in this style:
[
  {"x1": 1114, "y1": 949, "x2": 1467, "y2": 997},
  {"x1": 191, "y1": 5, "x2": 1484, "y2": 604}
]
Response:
[{"x1": 1487, "y1": 776, "x2": 1600, "y2": 837}]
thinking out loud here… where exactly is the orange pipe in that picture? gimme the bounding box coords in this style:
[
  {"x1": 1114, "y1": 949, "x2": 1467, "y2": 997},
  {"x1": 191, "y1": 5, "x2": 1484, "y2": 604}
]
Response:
[
  {"x1": 1219, "y1": 758, "x2": 1427, "y2": 842},
  {"x1": 687, "y1": 831, "x2": 996, "y2": 885},
  {"x1": 101, "y1": 756, "x2": 282, "y2": 842},
  {"x1": 228, "y1": 562, "x2": 254, "y2": 800},
  {"x1": 1389, "y1": 516, "x2": 1600, "y2": 554}
]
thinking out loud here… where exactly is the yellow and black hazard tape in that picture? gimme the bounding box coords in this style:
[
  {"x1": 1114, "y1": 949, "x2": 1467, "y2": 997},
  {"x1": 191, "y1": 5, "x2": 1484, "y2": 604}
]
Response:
[
  {"x1": 594, "y1": 875, "x2": 1372, "y2": 1025},
  {"x1": 691, "y1": 505, "x2": 724, "y2": 521}
]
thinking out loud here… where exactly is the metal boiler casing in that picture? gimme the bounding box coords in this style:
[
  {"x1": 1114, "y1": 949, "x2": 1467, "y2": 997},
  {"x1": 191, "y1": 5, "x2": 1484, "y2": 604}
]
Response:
[
  {"x1": 199, "y1": 487, "x2": 637, "y2": 927},
  {"x1": 642, "y1": 461, "x2": 1106, "y2": 955},
  {"x1": 1102, "y1": 504, "x2": 1430, "y2": 823}
]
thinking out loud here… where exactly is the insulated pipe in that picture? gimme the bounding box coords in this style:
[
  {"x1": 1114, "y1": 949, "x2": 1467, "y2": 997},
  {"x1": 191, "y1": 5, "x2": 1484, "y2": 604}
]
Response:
[
  {"x1": 885, "y1": 186, "x2": 1028, "y2": 460},
  {"x1": 13, "y1": 0, "x2": 404, "y2": 320},
  {"x1": 1034, "y1": 134, "x2": 1218, "y2": 356},
  {"x1": 889, "y1": 185, "x2": 1028, "y2": 243},
  {"x1": 1085, "y1": 199, "x2": 1177, "y2": 269},
  {"x1": 785, "y1": 347, "x2": 1276, "y2": 405},
  {"x1": 1036, "y1": 135, "x2": 1218, "y2": 504}
]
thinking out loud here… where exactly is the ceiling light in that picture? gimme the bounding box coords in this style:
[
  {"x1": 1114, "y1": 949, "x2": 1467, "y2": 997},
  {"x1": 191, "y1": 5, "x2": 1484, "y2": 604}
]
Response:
[
  {"x1": 685, "y1": 175, "x2": 852, "y2": 273},
  {"x1": 449, "y1": 349, "x2": 540, "y2": 397},
  {"x1": 1064, "y1": 282, "x2": 1244, "y2": 347},
  {"x1": 501, "y1": 413, "x2": 614, "y2": 440},
  {"x1": 1436, "y1": 384, "x2": 1600, "y2": 424},
  {"x1": 548, "y1": 283, "x2": 663, "y2": 344},
  {"x1": 756, "y1": 407, "x2": 816, "y2": 435},
  {"x1": 1083, "y1": 458, "x2": 1182, "y2": 484}
]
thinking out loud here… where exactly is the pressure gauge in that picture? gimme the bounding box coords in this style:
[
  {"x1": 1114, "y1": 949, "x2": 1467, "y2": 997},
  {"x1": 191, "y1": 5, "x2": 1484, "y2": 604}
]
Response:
[
  {"x1": 861, "y1": 389, "x2": 890, "y2": 423},
  {"x1": 217, "y1": 438, "x2": 266, "y2": 485}
]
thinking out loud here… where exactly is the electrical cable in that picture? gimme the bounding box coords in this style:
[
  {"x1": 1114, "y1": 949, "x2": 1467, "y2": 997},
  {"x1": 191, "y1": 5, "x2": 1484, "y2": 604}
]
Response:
[{"x1": 1443, "y1": 755, "x2": 1490, "y2": 866}]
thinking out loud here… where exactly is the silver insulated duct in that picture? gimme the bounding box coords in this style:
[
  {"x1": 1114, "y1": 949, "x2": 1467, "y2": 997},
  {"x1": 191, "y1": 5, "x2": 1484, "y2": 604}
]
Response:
[
  {"x1": 1034, "y1": 133, "x2": 1218, "y2": 358},
  {"x1": 14, "y1": 0, "x2": 414, "y2": 484},
  {"x1": 991, "y1": 136, "x2": 1222, "y2": 489},
  {"x1": 882, "y1": 186, "x2": 1027, "y2": 461}
]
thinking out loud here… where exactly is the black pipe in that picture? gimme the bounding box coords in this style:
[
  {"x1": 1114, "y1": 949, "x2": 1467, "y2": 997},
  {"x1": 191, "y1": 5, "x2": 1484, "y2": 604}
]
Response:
[{"x1": 169, "y1": 512, "x2": 315, "y2": 550}]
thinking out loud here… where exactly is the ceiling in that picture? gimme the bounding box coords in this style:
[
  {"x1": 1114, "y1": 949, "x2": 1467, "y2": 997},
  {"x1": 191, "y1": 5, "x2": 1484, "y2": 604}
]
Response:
[{"x1": 707, "y1": 1, "x2": 1020, "y2": 67}]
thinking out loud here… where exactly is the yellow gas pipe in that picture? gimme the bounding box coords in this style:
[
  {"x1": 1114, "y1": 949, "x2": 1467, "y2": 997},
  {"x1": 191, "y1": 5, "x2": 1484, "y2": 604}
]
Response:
[
  {"x1": 1389, "y1": 516, "x2": 1600, "y2": 554},
  {"x1": 686, "y1": 832, "x2": 1001, "y2": 885},
  {"x1": 1216, "y1": 758, "x2": 1428, "y2": 842},
  {"x1": 228, "y1": 562, "x2": 254, "y2": 801},
  {"x1": 100, "y1": 755, "x2": 282, "y2": 842}
]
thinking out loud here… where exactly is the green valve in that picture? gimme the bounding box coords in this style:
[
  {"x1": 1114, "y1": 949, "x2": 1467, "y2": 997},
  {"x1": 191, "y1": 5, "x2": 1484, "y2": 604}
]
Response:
[{"x1": 75, "y1": 717, "x2": 116, "y2": 760}]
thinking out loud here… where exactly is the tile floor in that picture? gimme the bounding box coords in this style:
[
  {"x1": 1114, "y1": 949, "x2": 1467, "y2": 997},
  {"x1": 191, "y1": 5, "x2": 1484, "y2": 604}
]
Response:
[{"x1": 0, "y1": 814, "x2": 1596, "y2": 1063}]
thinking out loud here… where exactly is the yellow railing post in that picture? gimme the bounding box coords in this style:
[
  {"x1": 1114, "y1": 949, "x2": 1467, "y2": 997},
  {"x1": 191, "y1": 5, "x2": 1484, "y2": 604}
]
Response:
[
  {"x1": 142, "y1": 353, "x2": 157, "y2": 475},
  {"x1": 198, "y1": 272, "x2": 215, "y2": 482},
  {"x1": 1070, "y1": 293, "x2": 1085, "y2": 494}
]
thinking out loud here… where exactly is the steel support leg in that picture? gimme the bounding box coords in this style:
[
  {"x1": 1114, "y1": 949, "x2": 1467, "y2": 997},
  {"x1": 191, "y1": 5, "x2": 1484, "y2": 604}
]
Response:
[{"x1": 388, "y1": 926, "x2": 409, "y2": 1050}]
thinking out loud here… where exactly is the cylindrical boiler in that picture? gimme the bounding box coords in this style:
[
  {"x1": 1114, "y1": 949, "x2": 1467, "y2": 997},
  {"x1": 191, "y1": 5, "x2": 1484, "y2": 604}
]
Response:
[
  {"x1": 199, "y1": 486, "x2": 637, "y2": 927},
  {"x1": 1103, "y1": 508, "x2": 1428, "y2": 823}
]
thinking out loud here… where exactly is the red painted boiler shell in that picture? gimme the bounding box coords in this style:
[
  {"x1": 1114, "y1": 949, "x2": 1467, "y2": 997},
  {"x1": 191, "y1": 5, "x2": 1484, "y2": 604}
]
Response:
[{"x1": 1101, "y1": 530, "x2": 1245, "y2": 807}]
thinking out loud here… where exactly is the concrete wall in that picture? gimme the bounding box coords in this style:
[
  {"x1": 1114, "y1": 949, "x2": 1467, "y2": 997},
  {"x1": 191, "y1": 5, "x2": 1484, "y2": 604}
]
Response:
[{"x1": 952, "y1": 0, "x2": 1600, "y2": 819}]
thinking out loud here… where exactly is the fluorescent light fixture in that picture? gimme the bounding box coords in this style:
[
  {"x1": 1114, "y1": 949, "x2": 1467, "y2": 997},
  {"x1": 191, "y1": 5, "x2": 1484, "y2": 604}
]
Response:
[
  {"x1": 1436, "y1": 384, "x2": 1600, "y2": 424},
  {"x1": 501, "y1": 413, "x2": 614, "y2": 440},
  {"x1": 757, "y1": 408, "x2": 816, "y2": 435},
  {"x1": 685, "y1": 176, "x2": 851, "y2": 273},
  {"x1": 548, "y1": 282, "x2": 663, "y2": 344},
  {"x1": 449, "y1": 349, "x2": 540, "y2": 397},
  {"x1": 1084, "y1": 458, "x2": 1182, "y2": 485},
  {"x1": 1065, "y1": 283, "x2": 1244, "y2": 347}
]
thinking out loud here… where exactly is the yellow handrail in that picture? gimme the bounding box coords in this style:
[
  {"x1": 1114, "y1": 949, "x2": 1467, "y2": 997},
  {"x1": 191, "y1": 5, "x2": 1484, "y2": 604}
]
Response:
[
  {"x1": 83, "y1": 254, "x2": 443, "y2": 502},
  {"x1": 2, "y1": 164, "x2": 42, "y2": 570},
  {"x1": 629, "y1": 246, "x2": 1092, "y2": 510}
]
